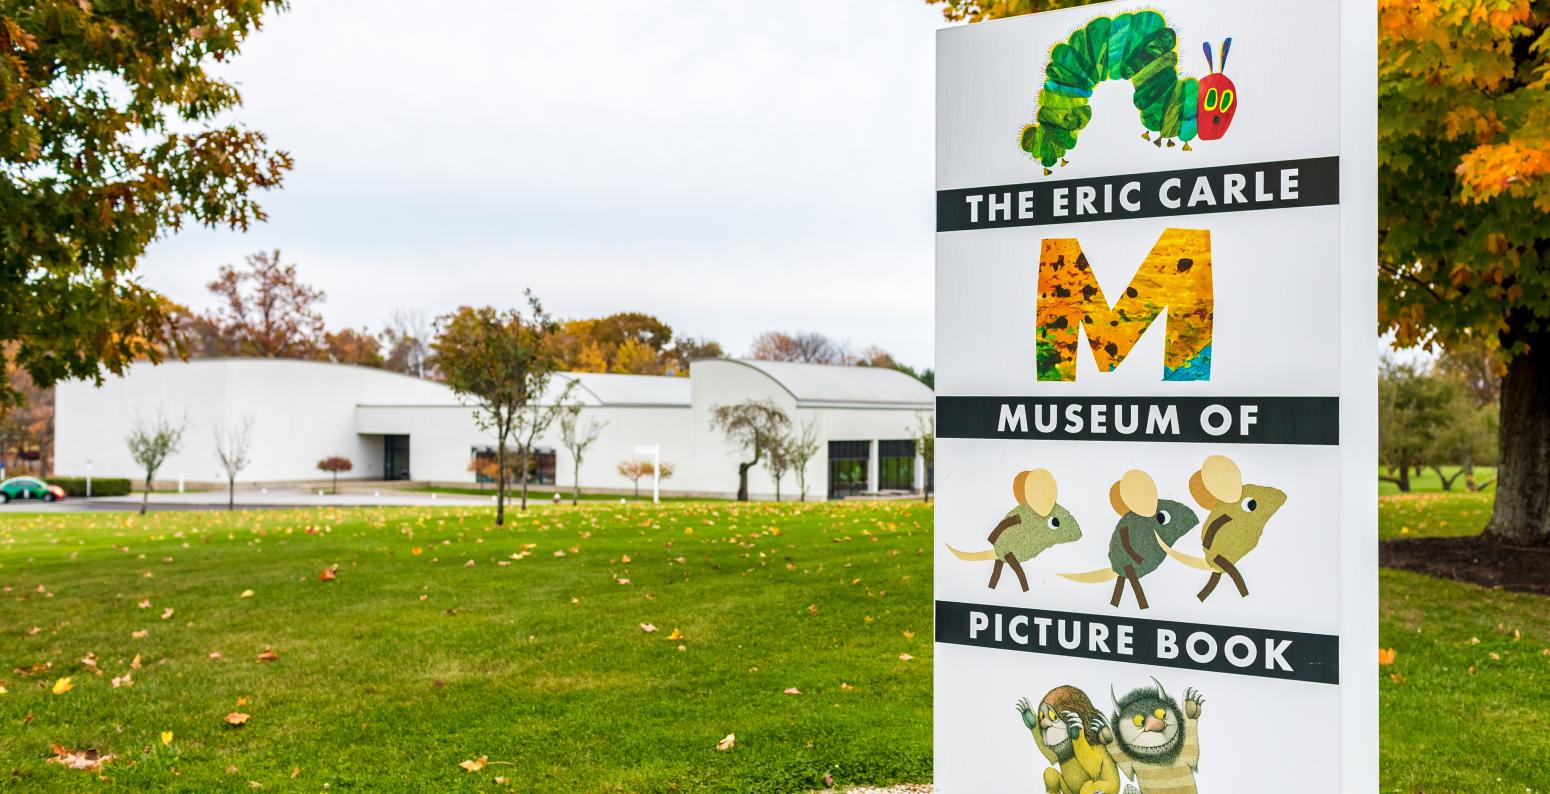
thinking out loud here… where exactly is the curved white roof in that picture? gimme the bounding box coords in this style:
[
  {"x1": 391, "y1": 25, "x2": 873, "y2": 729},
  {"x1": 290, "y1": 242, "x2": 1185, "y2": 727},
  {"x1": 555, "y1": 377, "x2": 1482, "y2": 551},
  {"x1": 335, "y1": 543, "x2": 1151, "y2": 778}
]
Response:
[
  {"x1": 552, "y1": 372, "x2": 690, "y2": 406},
  {"x1": 724, "y1": 360, "x2": 934, "y2": 406}
]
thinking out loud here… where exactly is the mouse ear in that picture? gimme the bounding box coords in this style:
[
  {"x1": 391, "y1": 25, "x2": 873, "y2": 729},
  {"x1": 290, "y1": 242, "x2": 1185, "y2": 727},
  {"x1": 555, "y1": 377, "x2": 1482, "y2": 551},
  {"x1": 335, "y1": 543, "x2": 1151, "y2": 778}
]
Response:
[
  {"x1": 1023, "y1": 468, "x2": 1057, "y2": 516},
  {"x1": 1118, "y1": 470, "x2": 1158, "y2": 517},
  {"x1": 1012, "y1": 470, "x2": 1031, "y2": 505},
  {"x1": 1189, "y1": 470, "x2": 1219, "y2": 510},
  {"x1": 1109, "y1": 481, "x2": 1128, "y2": 516},
  {"x1": 1200, "y1": 455, "x2": 1243, "y2": 503}
]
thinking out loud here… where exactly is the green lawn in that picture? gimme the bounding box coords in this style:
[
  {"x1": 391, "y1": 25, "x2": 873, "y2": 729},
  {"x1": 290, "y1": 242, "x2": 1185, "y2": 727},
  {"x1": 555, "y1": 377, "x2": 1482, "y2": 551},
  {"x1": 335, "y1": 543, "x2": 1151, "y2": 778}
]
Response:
[
  {"x1": 1378, "y1": 465, "x2": 1497, "y2": 496},
  {"x1": 413, "y1": 485, "x2": 716, "y2": 503},
  {"x1": 1, "y1": 494, "x2": 1545, "y2": 792}
]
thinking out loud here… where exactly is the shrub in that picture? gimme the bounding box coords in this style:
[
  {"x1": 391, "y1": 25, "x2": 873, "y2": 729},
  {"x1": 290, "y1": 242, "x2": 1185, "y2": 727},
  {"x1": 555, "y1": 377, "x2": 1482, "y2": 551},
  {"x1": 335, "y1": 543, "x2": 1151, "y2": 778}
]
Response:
[{"x1": 48, "y1": 477, "x2": 133, "y2": 497}]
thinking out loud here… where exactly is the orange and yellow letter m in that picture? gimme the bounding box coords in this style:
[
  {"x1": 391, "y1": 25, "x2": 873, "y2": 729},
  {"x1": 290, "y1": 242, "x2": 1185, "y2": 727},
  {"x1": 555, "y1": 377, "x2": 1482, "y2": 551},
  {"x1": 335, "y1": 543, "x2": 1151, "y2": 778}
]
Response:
[{"x1": 1035, "y1": 228, "x2": 1214, "y2": 382}]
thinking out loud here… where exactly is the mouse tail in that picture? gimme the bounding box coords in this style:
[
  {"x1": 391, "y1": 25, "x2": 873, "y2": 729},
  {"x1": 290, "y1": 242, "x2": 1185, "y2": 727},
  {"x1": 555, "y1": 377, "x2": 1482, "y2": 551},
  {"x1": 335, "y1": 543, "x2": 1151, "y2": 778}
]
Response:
[
  {"x1": 945, "y1": 544, "x2": 998, "y2": 562},
  {"x1": 1160, "y1": 538, "x2": 1213, "y2": 571},
  {"x1": 1058, "y1": 568, "x2": 1118, "y2": 583}
]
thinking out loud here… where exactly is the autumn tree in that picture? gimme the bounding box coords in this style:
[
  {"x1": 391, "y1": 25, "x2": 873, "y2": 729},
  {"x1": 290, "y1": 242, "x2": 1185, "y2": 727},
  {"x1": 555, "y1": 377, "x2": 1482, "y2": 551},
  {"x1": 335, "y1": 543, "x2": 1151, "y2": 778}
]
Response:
[
  {"x1": 432, "y1": 294, "x2": 561, "y2": 524},
  {"x1": 512, "y1": 379, "x2": 578, "y2": 510},
  {"x1": 323, "y1": 328, "x2": 384, "y2": 368},
  {"x1": 748, "y1": 331, "x2": 847, "y2": 364},
  {"x1": 550, "y1": 312, "x2": 724, "y2": 376},
  {"x1": 559, "y1": 405, "x2": 606, "y2": 505},
  {"x1": 382, "y1": 309, "x2": 434, "y2": 378},
  {"x1": 202, "y1": 250, "x2": 326, "y2": 358},
  {"x1": 126, "y1": 414, "x2": 186, "y2": 515},
  {"x1": 709, "y1": 399, "x2": 790, "y2": 501},
  {"x1": 213, "y1": 417, "x2": 254, "y2": 510},
  {"x1": 0, "y1": 356, "x2": 52, "y2": 475},
  {"x1": 316, "y1": 455, "x2": 352, "y2": 494},
  {"x1": 0, "y1": 3, "x2": 291, "y2": 405}
]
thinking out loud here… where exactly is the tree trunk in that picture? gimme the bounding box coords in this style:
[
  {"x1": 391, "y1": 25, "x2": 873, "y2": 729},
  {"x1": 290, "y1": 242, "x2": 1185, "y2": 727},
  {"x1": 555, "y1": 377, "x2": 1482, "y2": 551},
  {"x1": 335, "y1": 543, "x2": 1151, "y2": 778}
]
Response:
[
  {"x1": 495, "y1": 443, "x2": 507, "y2": 526},
  {"x1": 572, "y1": 458, "x2": 580, "y2": 506},
  {"x1": 228, "y1": 476, "x2": 235, "y2": 510},
  {"x1": 1484, "y1": 335, "x2": 1550, "y2": 545},
  {"x1": 774, "y1": 477, "x2": 781, "y2": 502},
  {"x1": 331, "y1": 471, "x2": 338, "y2": 494},
  {"x1": 633, "y1": 479, "x2": 640, "y2": 498},
  {"x1": 519, "y1": 448, "x2": 530, "y2": 510},
  {"x1": 141, "y1": 472, "x2": 151, "y2": 515},
  {"x1": 737, "y1": 462, "x2": 752, "y2": 502}
]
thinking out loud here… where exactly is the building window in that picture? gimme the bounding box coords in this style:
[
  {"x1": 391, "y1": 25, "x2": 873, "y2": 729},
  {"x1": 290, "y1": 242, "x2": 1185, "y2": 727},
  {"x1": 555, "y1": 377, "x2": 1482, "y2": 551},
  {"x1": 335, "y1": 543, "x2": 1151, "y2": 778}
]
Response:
[
  {"x1": 470, "y1": 447, "x2": 556, "y2": 486},
  {"x1": 878, "y1": 439, "x2": 917, "y2": 492},
  {"x1": 828, "y1": 440, "x2": 870, "y2": 500}
]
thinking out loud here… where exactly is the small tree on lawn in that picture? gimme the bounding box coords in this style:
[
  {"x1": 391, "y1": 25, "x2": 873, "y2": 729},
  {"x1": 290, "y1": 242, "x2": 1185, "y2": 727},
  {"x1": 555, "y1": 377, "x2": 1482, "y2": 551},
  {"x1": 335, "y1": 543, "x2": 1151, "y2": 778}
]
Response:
[
  {"x1": 432, "y1": 293, "x2": 564, "y2": 525},
  {"x1": 787, "y1": 419, "x2": 821, "y2": 502},
  {"x1": 512, "y1": 380, "x2": 579, "y2": 510},
  {"x1": 709, "y1": 400, "x2": 790, "y2": 501},
  {"x1": 317, "y1": 456, "x2": 352, "y2": 494},
  {"x1": 617, "y1": 458, "x2": 650, "y2": 498},
  {"x1": 126, "y1": 415, "x2": 186, "y2": 515},
  {"x1": 213, "y1": 416, "x2": 254, "y2": 510},
  {"x1": 559, "y1": 404, "x2": 607, "y2": 505},
  {"x1": 766, "y1": 430, "x2": 793, "y2": 502},
  {"x1": 914, "y1": 411, "x2": 936, "y2": 503}
]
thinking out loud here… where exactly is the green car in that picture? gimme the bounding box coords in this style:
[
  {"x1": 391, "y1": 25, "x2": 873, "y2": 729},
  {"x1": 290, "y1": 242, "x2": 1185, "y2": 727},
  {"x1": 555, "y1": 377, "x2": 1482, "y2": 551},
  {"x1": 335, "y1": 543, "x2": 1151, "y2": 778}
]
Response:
[{"x1": 0, "y1": 476, "x2": 66, "y2": 503}]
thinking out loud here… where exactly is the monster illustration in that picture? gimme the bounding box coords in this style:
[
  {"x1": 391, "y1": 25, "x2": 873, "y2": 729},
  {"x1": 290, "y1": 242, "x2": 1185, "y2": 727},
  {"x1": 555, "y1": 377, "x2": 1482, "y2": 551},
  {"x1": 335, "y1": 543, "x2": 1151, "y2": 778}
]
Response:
[
  {"x1": 1017, "y1": 686, "x2": 1124, "y2": 794},
  {"x1": 1020, "y1": 10, "x2": 1238, "y2": 173},
  {"x1": 1161, "y1": 455, "x2": 1288, "y2": 601},
  {"x1": 1058, "y1": 470, "x2": 1199, "y2": 610},
  {"x1": 946, "y1": 468, "x2": 1081, "y2": 592},
  {"x1": 1105, "y1": 679, "x2": 1205, "y2": 794}
]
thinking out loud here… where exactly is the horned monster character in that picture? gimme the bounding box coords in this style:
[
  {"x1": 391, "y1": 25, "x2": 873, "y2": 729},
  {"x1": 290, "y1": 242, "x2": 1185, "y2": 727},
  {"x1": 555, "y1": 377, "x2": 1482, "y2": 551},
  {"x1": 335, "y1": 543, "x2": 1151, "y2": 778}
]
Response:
[
  {"x1": 1016, "y1": 686, "x2": 1123, "y2": 794},
  {"x1": 1106, "y1": 679, "x2": 1205, "y2": 794}
]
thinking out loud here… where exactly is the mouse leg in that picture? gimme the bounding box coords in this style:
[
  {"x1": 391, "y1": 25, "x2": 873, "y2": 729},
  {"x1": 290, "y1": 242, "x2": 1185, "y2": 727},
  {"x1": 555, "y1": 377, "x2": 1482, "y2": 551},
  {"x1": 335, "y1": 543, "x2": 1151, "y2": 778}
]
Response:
[
  {"x1": 1124, "y1": 565, "x2": 1149, "y2": 610},
  {"x1": 1110, "y1": 575, "x2": 1126, "y2": 607},
  {"x1": 1214, "y1": 555, "x2": 1250, "y2": 597},
  {"x1": 1005, "y1": 554, "x2": 1030, "y2": 592},
  {"x1": 989, "y1": 559, "x2": 1005, "y2": 589},
  {"x1": 1197, "y1": 572, "x2": 1222, "y2": 601}
]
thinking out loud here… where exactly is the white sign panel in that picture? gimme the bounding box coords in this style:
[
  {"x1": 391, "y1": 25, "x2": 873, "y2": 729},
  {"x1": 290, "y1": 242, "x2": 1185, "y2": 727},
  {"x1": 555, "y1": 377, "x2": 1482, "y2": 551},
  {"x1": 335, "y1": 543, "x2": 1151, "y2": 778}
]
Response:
[{"x1": 933, "y1": 1, "x2": 1377, "y2": 791}]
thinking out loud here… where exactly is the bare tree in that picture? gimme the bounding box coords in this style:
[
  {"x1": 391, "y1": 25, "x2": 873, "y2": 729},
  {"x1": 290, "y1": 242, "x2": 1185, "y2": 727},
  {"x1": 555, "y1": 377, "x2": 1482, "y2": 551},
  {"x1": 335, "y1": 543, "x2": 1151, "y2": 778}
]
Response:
[
  {"x1": 213, "y1": 416, "x2": 254, "y2": 510},
  {"x1": 914, "y1": 411, "x2": 936, "y2": 503},
  {"x1": 748, "y1": 331, "x2": 847, "y2": 364},
  {"x1": 787, "y1": 418, "x2": 822, "y2": 502},
  {"x1": 709, "y1": 400, "x2": 790, "y2": 501},
  {"x1": 126, "y1": 415, "x2": 187, "y2": 515},
  {"x1": 512, "y1": 380, "x2": 579, "y2": 510},
  {"x1": 558, "y1": 403, "x2": 606, "y2": 505},
  {"x1": 765, "y1": 431, "x2": 793, "y2": 502},
  {"x1": 383, "y1": 309, "x2": 434, "y2": 378}
]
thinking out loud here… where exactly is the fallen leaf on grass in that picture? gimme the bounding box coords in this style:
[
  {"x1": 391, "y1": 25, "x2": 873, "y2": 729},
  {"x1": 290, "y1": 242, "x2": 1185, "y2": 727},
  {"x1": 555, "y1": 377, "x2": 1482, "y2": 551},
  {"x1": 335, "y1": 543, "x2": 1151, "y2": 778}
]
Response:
[
  {"x1": 241, "y1": 590, "x2": 255, "y2": 598},
  {"x1": 783, "y1": 687, "x2": 802, "y2": 695},
  {"x1": 111, "y1": 673, "x2": 133, "y2": 688},
  {"x1": 665, "y1": 627, "x2": 684, "y2": 641},
  {"x1": 411, "y1": 547, "x2": 423, "y2": 556},
  {"x1": 225, "y1": 712, "x2": 250, "y2": 726},
  {"x1": 319, "y1": 568, "x2": 337, "y2": 582},
  {"x1": 640, "y1": 623, "x2": 658, "y2": 633},
  {"x1": 51, "y1": 677, "x2": 73, "y2": 695},
  {"x1": 716, "y1": 733, "x2": 735, "y2": 751},
  {"x1": 840, "y1": 682, "x2": 854, "y2": 691},
  {"x1": 138, "y1": 598, "x2": 152, "y2": 609},
  {"x1": 132, "y1": 629, "x2": 149, "y2": 639},
  {"x1": 256, "y1": 648, "x2": 279, "y2": 663},
  {"x1": 161, "y1": 731, "x2": 173, "y2": 745},
  {"x1": 898, "y1": 653, "x2": 914, "y2": 662},
  {"x1": 47, "y1": 745, "x2": 112, "y2": 771},
  {"x1": 131, "y1": 654, "x2": 142, "y2": 669},
  {"x1": 1378, "y1": 648, "x2": 1397, "y2": 666},
  {"x1": 459, "y1": 756, "x2": 488, "y2": 772}
]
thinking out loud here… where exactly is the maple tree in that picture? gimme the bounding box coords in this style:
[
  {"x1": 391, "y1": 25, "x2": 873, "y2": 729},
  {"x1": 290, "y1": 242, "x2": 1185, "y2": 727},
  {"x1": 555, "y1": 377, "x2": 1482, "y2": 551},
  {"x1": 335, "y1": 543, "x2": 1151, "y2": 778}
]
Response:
[
  {"x1": 549, "y1": 312, "x2": 724, "y2": 376},
  {"x1": 928, "y1": 0, "x2": 1550, "y2": 544},
  {"x1": 0, "y1": 1, "x2": 291, "y2": 406},
  {"x1": 316, "y1": 455, "x2": 352, "y2": 494},
  {"x1": 201, "y1": 250, "x2": 326, "y2": 358}
]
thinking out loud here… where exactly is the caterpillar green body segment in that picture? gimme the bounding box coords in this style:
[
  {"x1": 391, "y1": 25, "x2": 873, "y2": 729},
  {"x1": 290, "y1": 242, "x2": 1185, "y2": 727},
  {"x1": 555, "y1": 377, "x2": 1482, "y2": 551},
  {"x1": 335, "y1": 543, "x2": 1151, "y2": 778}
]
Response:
[{"x1": 1021, "y1": 10, "x2": 1200, "y2": 168}]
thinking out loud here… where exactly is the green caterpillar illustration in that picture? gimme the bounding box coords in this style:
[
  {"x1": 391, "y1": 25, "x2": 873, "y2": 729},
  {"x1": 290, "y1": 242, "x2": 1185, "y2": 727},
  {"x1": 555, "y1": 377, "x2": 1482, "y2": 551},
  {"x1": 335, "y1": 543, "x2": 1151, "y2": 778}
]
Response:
[{"x1": 1020, "y1": 10, "x2": 1238, "y2": 173}]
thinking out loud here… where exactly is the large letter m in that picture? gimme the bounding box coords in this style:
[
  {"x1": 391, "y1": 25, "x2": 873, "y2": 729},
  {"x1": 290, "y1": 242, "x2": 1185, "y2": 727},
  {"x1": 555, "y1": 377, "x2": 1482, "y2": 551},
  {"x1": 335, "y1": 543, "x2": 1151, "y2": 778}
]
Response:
[{"x1": 1035, "y1": 228, "x2": 1214, "y2": 382}]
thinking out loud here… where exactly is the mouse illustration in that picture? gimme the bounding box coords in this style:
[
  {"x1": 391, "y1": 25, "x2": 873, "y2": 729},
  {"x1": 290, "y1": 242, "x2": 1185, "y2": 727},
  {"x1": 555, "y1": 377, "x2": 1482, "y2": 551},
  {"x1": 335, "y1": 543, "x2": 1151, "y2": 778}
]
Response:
[
  {"x1": 1162, "y1": 455, "x2": 1288, "y2": 601},
  {"x1": 946, "y1": 468, "x2": 1082, "y2": 592},
  {"x1": 1059, "y1": 470, "x2": 1199, "y2": 610}
]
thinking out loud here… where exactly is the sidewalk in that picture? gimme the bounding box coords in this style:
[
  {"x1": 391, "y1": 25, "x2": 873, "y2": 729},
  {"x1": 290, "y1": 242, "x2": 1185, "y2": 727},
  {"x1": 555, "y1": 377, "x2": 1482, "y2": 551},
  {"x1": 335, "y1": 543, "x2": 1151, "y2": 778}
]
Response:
[{"x1": 0, "y1": 487, "x2": 497, "y2": 513}]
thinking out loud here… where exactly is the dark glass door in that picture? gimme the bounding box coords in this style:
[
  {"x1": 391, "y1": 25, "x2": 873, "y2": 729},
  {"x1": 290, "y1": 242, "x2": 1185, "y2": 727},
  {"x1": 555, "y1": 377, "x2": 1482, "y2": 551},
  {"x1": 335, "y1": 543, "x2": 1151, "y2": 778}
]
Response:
[
  {"x1": 384, "y1": 435, "x2": 410, "y2": 480},
  {"x1": 827, "y1": 440, "x2": 870, "y2": 500}
]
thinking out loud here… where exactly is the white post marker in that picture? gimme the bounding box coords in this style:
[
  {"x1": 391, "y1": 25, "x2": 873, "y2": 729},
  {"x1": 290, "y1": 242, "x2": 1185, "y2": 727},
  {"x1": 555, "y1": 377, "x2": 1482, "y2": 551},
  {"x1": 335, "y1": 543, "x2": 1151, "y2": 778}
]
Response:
[
  {"x1": 86, "y1": 459, "x2": 93, "y2": 498},
  {"x1": 635, "y1": 444, "x2": 661, "y2": 504},
  {"x1": 933, "y1": 2, "x2": 1377, "y2": 791}
]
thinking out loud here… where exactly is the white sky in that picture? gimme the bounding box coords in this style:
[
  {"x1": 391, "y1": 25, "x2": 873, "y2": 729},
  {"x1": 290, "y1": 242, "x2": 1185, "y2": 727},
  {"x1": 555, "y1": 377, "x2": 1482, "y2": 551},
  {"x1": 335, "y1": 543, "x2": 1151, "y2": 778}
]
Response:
[{"x1": 138, "y1": 1, "x2": 948, "y2": 368}]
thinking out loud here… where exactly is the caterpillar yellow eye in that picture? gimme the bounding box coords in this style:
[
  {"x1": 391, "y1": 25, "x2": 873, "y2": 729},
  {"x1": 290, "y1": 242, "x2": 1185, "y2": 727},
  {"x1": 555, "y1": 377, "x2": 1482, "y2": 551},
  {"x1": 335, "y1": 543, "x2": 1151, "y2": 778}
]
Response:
[
  {"x1": 1133, "y1": 715, "x2": 1145, "y2": 727},
  {"x1": 1221, "y1": 90, "x2": 1235, "y2": 112},
  {"x1": 1154, "y1": 708, "x2": 1167, "y2": 720},
  {"x1": 1204, "y1": 88, "x2": 1219, "y2": 111}
]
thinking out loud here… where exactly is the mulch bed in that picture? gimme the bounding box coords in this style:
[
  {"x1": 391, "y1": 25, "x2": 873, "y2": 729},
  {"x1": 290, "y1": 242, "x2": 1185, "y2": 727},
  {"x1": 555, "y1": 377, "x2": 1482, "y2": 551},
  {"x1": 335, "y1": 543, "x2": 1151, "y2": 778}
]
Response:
[{"x1": 1380, "y1": 535, "x2": 1550, "y2": 596}]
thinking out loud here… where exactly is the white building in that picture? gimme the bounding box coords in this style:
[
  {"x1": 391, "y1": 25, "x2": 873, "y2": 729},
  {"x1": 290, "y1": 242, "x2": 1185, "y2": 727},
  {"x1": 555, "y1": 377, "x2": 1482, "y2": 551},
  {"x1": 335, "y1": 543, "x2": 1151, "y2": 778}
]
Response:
[{"x1": 55, "y1": 358, "x2": 934, "y2": 500}]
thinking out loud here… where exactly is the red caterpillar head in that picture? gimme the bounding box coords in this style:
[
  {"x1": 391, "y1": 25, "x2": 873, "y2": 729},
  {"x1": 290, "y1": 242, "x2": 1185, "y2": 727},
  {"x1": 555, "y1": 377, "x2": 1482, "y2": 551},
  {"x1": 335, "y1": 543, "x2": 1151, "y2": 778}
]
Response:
[{"x1": 1197, "y1": 38, "x2": 1237, "y2": 141}]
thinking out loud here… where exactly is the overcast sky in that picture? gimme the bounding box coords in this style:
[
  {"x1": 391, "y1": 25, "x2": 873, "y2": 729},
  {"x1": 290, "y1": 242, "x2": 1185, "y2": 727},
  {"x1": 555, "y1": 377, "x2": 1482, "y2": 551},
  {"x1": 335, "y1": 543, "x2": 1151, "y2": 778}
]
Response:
[{"x1": 139, "y1": 1, "x2": 947, "y2": 367}]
